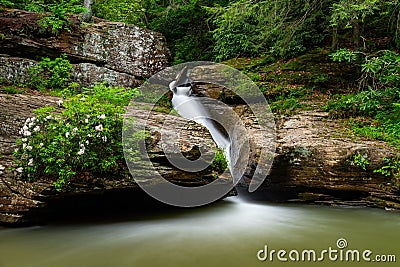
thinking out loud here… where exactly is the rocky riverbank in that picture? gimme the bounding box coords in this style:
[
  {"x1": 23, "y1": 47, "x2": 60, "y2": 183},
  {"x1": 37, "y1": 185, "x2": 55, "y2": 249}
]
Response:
[
  {"x1": 1, "y1": 89, "x2": 399, "y2": 226},
  {"x1": 1, "y1": 9, "x2": 399, "y2": 227}
]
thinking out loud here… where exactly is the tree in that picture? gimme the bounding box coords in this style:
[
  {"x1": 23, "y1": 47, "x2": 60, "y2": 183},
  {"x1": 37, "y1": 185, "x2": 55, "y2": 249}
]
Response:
[
  {"x1": 82, "y1": 0, "x2": 93, "y2": 22},
  {"x1": 330, "y1": 0, "x2": 381, "y2": 49}
]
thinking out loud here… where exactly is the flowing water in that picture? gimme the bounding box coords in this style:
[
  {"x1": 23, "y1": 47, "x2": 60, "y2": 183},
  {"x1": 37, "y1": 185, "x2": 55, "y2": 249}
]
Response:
[
  {"x1": 1, "y1": 73, "x2": 397, "y2": 266},
  {"x1": 0, "y1": 197, "x2": 399, "y2": 267}
]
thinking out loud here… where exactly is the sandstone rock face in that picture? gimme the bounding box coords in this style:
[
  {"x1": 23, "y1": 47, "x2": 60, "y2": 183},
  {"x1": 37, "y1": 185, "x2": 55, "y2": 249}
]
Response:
[
  {"x1": 2, "y1": 90, "x2": 399, "y2": 226},
  {"x1": 239, "y1": 109, "x2": 400, "y2": 209},
  {"x1": 0, "y1": 9, "x2": 170, "y2": 88},
  {"x1": 0, "y1": 93, "x2": 219, "y2": 225},
  {"x1": 189, "y1": 80, "x2": 400, "y2": 210}
]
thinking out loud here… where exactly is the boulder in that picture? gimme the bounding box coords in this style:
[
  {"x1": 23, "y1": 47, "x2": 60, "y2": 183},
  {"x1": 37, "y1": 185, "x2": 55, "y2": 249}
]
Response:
[{"x1": 0, "y1": 9, "x2": 170, "y2": 88}]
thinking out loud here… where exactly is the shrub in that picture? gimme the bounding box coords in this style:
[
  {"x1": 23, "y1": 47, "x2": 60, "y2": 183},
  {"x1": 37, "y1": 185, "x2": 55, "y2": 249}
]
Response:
[
  {"x1": 28, "y1": 54, "x2": 72, "y2": 91},
  {"x1": 324, "y1": 87, "x2": 400, "y2": 117},
  {"x1": 14, "y1": 84, "x2": 139, "y2": 190},
  {"x1": 211, "y1": 148, "x2": 228, "y2": 174},
  {"x1": 330, "y1": 49, "x2": 400, "y2": 90},
  {"x1": 25, "y1": 0, "x2": 84, "y2": 34}
]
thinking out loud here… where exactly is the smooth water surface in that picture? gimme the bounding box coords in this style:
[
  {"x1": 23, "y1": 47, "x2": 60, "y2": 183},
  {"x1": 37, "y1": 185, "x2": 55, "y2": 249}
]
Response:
[{"x1": 0, "y1": 198, "x2": 399, "y2": 267}]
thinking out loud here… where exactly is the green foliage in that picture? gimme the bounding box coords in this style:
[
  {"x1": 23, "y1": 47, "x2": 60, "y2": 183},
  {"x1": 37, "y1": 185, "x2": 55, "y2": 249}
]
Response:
[
  {"x1": 374, "y1": 157, "x2": 400, "y2": 177},
  {"x1": 330, "y1": 0, "x2": 380, "y2": 28},
  {"x1": 0, "y1": 86, "x2": 25, "y2": 94},
  {"x1": 270, "y1": 97, "x2": 302, "y2": 115},
  {"x1": 348, "y1": 152, "x2": 370, "y2": 170},
  {"x1": 211, "y1": 148, "x2": 228, "y2": 174},
  {"x1": 22, "y1": 0, "x2": 84, "y2": 34},
  {"x1": 92, "y1": 0, "x2": 145, "y2": 27},
  {"x1": 324, "y1": 87, "x2": 399, "y2": 117},
  {"x1": 330, "y1": 49, "x2": 400, "y2": 89},
  {"x1": 329, "y1": 48, "x2": 358, "y2": 62},
  {"x1": 207, "y1": 0, "x2": 329, "y2": 61},
  {"x1": 0, "y1": 0, "x2": 14, "y2": 8},
  {"x1": 374, "y1": 157, "x2": 400, "y2": 191},
  {"x1": 28, "y1": 54, "x2": 72, "y2": 91},
  {"x1": 14, "y1": 84, "x2": 139, "y2": 190}
]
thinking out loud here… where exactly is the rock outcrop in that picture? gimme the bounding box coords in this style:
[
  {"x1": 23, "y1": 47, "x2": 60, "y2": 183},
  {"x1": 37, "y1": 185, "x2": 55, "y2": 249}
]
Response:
[
  {"x1": 192, "y1": 81, "x2": 400, "y2": 210},
  {"x1": 0, "y1": 93, "x2": 219, "y2": 225},
  {"x1": 1, "y1": 89, "x2": 399, "y2": 226},
  {"x1": 0, "y1": 9, "x2": 169, "y2": 88},
  {"x1": 238, "y1": 108, "x2": 400, "y2": 209}
]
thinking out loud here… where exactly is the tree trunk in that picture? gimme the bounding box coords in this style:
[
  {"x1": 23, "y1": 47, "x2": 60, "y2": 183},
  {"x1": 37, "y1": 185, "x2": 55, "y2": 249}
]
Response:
[
  {"x1": 331, "y1": 26, "x2": 338, "y2": 50},
  {"x1": 82, "y1": 0, "x2": 93, "y2": 22},
  {"x1": 352, "y1": 20, "x2": 360, "y2": 48}
]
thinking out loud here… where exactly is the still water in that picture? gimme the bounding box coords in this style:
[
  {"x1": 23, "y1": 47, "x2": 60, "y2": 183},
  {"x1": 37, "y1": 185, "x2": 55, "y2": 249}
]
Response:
[{"x1": 0, "y1": 197, "x2": 399, "y2": 267}]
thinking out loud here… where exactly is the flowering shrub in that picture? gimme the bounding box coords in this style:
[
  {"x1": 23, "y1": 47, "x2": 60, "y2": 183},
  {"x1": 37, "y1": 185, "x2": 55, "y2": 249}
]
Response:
[{"x1": 14, "y1": 84, "x2": 139, "y2": 190}]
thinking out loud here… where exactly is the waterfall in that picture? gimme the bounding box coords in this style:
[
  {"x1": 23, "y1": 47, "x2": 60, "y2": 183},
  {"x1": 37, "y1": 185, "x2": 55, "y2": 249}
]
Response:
[{"x1": 169, "y1": 70, "x2": 231, "y2": 169}]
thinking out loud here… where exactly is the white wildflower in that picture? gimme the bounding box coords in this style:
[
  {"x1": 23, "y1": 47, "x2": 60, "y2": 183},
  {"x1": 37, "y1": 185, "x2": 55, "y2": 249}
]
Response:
[
  {"x1": 65, "y1": 132, "x2": 70, "y2": 138},
  {"x1": 77, "y1": 148, "x2": 85, "y2": 155},
  {"x1": 72, "y1": 127, "x2": 78, "y2": 132},
  {"x1": 28, "y1": 159, "x2": 34, "y2": 166},
  {"x1": 95, "y1": 124, "x2": 103, "y2": 132},
  {"x1": 22, "y1": 125, "x2": 29, "y2": 131},
  {"x1": 97, "y1": 114, "x2": 106, "y2": 119},
  {"x1": 16, "y1": 167, "x2": 23, "y2": 173},
  {"x1": 14, "y1": 148, "x2": 19, "y2": 153},
  {"x1": 22, "y1": 138, "x2": 27, "y2": 143},
  {"x1": 26, "y1": 145, "x2": 33, "y2": 151},
  {"x1": 23, "y1": 130, "x2": 31, "y2": 137},
  {"x1": 39, "y1": 143, "x2": 44, "y2": 147},
  {"x1": 46, "y1": 115, "x2": 52, "y2": 120},
  {"x1": 84, "y1": 118, "x2": 89, "y2": 123},
  {"x1": 102, "y1": 136, "x2": 107, "y2": 142},
  {"x1": 22, "y1": 143, "x2": 27, "y2": 150},
  {"x1": 33, "y1": 126, "x2": 40, "y2": 132},
  {"x1": 87, "y1": 134, "x2": 92, "y2": 138},
  {"x1": 85, "y1": 140, "x2": 89, "y2": 145},
  {"x1": 57, "y1": 99, "x2": 64, "y2": 106}
]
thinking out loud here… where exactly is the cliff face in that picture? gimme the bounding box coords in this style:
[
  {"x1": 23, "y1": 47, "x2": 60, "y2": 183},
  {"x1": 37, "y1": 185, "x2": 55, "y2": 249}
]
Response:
[{"x1": 0, "y1": 9, "x2": 170, "y2": 88}]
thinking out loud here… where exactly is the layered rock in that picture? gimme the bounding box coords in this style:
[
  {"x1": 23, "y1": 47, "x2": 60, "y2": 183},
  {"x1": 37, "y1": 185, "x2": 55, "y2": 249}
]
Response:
[
  {"x1": 0, "y1": 9, "x2": 170, "y2": 87},
  {"x1": 0, "y1": 93, "x2": 219, "y2": 225},
  {"x1": 2, "y1": 88, "x2": 399, "y2": 226},
  {"x1": 191, "y1": 79, "x2": 400, "y2": 209}
]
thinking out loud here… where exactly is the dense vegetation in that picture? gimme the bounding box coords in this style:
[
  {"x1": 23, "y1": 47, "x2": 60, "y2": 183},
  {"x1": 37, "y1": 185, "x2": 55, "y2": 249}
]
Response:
[
  {"x1": 2, "y1": 0, "x2": 399, "y2": 63},
  {"x1": 14, "y1": 81, "x2": 138, "y2": 190},
  {"x1": 0, "y1": 0, "x2": 399, "y2": 186}
]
